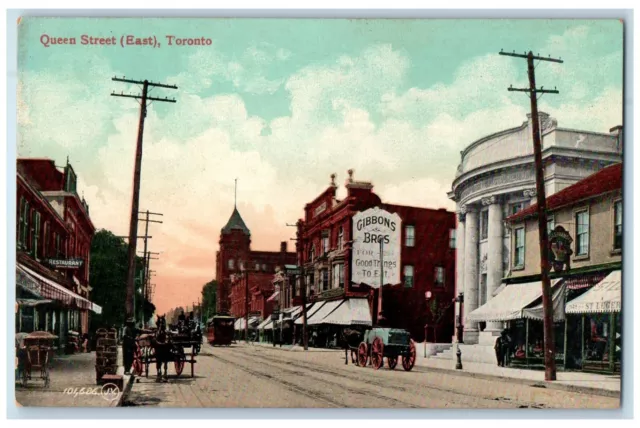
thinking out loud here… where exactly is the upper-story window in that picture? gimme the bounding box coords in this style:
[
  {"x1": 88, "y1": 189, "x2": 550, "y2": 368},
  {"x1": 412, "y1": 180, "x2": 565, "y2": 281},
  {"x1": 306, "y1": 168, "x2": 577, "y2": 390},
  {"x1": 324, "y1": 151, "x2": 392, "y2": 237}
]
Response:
[
  {"x1": 321, "y1": 269, "x2": 329, "y2": 291},
  {"x1": 614, "y1": 200, "x2": 622, "y2": 251},
  {"x1": 338, "y1": 227, "x2": 344, "y2": 250},
  {"x1": 547, "y1": 216, "x2": 555, "y2": 234},
  {"x1": 480, "y1": 210, "x2": 489, "y2": 240},
  {"x1": 322, "y1": 233, "x2": 329, "y2": 254},
  {"x1": 228, "y1": 259, "x2": 235, "y2": 270},
  {"x1": 43, "y1": 222, "x2": 50, "y2": 258},
  {"x1": 333, "y1": 263, "x2": 344, "y2": 288},
  {"x1": 514, "y1": 227, "x2": 525, "y2": 268},
  {"x1": 434, "y1": 266, "x2": 445, "y2": 287},
  {"x1": 309, "y1": 245, "x2": 316, "y2": 261},
  {"x1": 238, "y1": 261, "x2": 244, "y2": 271},
  {"x1": 262, "y1": 264, "x2": 267, "y2": 271},
  {"x1": 449, "y1": 229, "x2": 456, "y2": 249},
  {"x1": 575, "y1": 210, "x2": 590, "y2": 256},
  {"x1": 18, "y1": 198, "x2": 29, "y2": 249},
  {"x1": 510, "y1": 201, "x2": 529, "y2": 216},
  {"x1": 31, "y1": 211, "x2": 41, "y2": 259},
  {"x1": 403, "y1": 265, "x2": 414, "y2": 288},
  {"x1": 255, "y1": 263, "x2": 260, "y2": 271},
  {"x1": 405, "y1": 225, "x2": 415, "y2": 247}
]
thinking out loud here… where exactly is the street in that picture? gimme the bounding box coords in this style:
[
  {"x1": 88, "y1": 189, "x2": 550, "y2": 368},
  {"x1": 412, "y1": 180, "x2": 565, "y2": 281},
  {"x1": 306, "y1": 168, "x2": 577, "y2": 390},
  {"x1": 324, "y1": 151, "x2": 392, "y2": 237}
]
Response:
[{"x1": 124, "y1": 343, "x2": 619, "y2": 409}]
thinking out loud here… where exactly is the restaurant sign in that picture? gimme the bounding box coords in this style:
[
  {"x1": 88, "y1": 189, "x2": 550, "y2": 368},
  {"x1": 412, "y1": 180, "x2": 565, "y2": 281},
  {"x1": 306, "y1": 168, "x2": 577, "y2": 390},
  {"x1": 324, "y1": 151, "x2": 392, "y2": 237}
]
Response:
[
  {"x1": 47, "y1": 258, "x2": 84, "y2": 269},
  {"x1": 351, "y1": 207, "x2": 401, "y2": 288}
]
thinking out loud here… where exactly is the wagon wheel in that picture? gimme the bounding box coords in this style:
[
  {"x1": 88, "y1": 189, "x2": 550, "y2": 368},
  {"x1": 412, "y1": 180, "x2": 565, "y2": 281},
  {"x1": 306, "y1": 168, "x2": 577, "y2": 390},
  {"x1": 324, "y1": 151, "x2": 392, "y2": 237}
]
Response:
[
  {"x1": 174, "y1": 347, "x2": 186, "y2": 376},
  {"x1": 132, "y1": 350, "x2": 144, "y2": 376},
  {"x1": 357, "y1": 342, "x2": 368, "y2": 367},
  {"x1": 402, "y1": 340, "x2": 417, "y2": 372},
  {"x1": 43, "y1": 366, "x2": 50, "y2": 388},
  {"x1": 387, "y1": 356, "x2": 398, "y2": 370},
  {"x1": 371, "y1": 337, "x2": 384, "y2": 370}
]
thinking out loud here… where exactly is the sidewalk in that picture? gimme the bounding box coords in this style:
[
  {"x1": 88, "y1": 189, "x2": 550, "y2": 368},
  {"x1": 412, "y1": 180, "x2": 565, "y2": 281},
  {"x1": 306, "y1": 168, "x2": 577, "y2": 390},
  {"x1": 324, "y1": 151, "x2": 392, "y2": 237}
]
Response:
[
  {"x1": 250, "y1": 341, "x2": 340, "y2": 352},
  {"x1": 414, "y1": 344, "x2": 620, "y2": 397},
  {"x1": 15, "y1": 349, "x2": 132, "y2": 407}
]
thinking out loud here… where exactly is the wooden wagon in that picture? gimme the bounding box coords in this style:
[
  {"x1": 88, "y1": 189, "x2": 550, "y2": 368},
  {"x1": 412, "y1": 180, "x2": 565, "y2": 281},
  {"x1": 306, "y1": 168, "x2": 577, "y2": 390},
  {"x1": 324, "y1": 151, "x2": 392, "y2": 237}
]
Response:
[
  {"x1": 133, "y1": 331, "x2": 199, "y2": 378},
  {"x1": 357, "y1": 327, "x2": 417, "y2": 371},
  {"x1": 17, "y1": 331, "x2": 57, "y2": 387}
]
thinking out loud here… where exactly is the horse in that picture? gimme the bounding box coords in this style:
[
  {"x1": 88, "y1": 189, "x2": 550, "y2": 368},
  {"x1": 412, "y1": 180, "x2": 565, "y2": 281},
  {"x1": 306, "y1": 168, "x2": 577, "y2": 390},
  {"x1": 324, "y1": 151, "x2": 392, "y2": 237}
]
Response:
[
  {"x1": 341, "y1": 327, "x2": 364, "y2": 365},
  {"x1": 151, "y1": 315, "x2": 172, "y2": 383}
]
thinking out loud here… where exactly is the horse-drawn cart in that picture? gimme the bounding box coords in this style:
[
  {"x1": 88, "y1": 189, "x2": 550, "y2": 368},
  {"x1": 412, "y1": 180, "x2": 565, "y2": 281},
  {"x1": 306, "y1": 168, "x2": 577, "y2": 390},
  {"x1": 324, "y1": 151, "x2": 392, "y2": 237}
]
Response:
[
  {"x1": 357, "y1": 327, "x2": 416, "y2": 371},
  {"x1": 132, "y1": 318, "x2": 199, "y2": 380}
]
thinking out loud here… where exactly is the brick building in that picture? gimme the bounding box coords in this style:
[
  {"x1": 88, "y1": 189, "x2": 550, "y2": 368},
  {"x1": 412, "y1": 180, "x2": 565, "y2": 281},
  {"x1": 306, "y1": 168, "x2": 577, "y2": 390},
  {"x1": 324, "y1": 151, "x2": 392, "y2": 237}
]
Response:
[
  {"x1": 215, "y1": 204, "x2": 296, "y2": 318},
  {"x1": 16, "y1": 158, "x2": 101, "y2": 346},
  {"x1": 288, "y1": 171, "x2": 457, "y2": 342}
]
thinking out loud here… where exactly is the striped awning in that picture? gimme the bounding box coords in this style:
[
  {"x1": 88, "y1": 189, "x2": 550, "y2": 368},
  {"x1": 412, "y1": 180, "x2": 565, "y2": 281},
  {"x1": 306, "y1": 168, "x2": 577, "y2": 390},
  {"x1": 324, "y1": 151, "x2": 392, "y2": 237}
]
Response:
[
  {"x1": 17, "y1": 264, "x2": 101, "y2": 313},
  {"x1": 564, "y1": 273, "x2": 608, "y2": 290},
  {"x1": 566, "y1": 270, "x2": 621, "y2": 314}
]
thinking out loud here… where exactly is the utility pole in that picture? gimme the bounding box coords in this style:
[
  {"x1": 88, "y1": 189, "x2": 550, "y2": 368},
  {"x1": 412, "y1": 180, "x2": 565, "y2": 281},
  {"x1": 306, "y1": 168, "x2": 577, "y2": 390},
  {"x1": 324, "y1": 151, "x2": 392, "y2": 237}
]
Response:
[
  {"x1": 138, "y1": 210, "x2": 163, "y2": 324},
  {"x1": 245, "y1": 267, "x2": 250, "y2": 343},
  {"x1": 500, "y1": 49, "x2": 562, "y2": 381},
  {"x1": 111, "y1": 77, "x2": 177, "y2": 320},
  {"x1": 288, "y1": 221, "x2": 308, "y2": 350},
  {"x1": 138, "y1": 250, "x2": 160, "y2": 326},
  {"x1": 378, "y1": 240, "x2": 384, "y2": 324}
]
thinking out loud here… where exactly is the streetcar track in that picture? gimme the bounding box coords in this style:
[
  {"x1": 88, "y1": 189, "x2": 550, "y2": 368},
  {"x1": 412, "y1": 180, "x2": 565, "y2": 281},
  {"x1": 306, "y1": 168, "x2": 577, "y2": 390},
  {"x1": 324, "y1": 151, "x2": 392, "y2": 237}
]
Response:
[
  {"x1": 234, "y1": 346, "x2": 547, "y2": 409},
  {"x1": 212, "y1": 352, "x2": 343, "y2": 408}
]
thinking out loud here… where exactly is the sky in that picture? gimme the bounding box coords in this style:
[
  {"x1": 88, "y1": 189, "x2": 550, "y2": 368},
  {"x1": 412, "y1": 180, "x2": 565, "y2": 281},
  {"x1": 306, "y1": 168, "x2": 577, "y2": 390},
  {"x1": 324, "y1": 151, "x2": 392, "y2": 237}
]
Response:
[{"x1": 17, "y1": 18, "x2": 623, "y2": 314}]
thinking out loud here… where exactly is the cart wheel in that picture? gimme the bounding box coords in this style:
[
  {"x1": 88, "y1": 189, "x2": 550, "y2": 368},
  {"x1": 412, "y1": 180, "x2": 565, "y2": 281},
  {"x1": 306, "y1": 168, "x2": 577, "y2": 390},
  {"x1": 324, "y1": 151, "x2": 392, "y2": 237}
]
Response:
[
  {"x1": 174, "y1": 349, "x2": 186, "y2": 376},
  {"x1": 357, "y1": 342, "x2": 368, "y2": 367},
  {"x1": 387, "y1": 356, "x2": 398, "y2": 370},
  {"x1": 371, "y1": 337, "x2": 384, "y2": 370},
  {"x1": 402, "y1": 340, "x2": 416, "y2": 372}
]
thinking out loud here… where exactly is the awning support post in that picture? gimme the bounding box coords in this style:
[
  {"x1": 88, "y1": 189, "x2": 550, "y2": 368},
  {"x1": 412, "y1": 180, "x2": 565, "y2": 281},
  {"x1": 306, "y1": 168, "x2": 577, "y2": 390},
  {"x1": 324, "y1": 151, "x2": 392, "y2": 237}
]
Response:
[
  {"x1": 525, "y1": 318, "x2": 529, "y2": 367},
  {"x1": 581, "y1": 315, "x2": 585, "y2": 369},
  {"x1": 609, "y1": 312, "x2": 615, "y2": 373},
  {"x1": 563, "y1": 318, "x2": 568, "y2": 370}
]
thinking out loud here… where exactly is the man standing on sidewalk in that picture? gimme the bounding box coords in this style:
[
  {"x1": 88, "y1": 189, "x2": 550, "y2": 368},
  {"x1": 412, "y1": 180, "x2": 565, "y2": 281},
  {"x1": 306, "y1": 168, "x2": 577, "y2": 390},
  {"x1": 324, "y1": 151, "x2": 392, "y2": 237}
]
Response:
[{"x1": 123, "y1": 318, "x2": 137, "y2": 375}]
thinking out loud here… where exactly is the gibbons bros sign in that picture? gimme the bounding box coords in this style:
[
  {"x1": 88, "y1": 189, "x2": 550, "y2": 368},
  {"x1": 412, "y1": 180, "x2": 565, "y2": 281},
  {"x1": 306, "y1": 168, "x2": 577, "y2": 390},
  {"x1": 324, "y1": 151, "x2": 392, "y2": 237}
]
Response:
[{"x1": 351, "y1": 207, "x2": 401, "y2": 288}]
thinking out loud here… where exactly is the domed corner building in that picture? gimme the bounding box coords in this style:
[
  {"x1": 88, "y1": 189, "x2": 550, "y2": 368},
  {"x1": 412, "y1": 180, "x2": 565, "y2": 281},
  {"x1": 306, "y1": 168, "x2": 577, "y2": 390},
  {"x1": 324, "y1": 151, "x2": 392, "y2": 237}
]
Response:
[{"x1": 448, "y1": 112, "x2": 622, "y2": 350}]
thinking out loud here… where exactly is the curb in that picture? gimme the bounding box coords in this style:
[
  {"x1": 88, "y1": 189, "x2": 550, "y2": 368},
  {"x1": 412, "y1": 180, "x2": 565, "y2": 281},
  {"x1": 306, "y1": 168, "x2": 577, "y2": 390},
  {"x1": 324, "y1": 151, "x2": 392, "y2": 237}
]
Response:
[
  {"x1": 413, "y1": 362, "x2": 621, "y2": 398},
  {"x1": 111, "y1": 373, "x2": 134, "y2": 407}
]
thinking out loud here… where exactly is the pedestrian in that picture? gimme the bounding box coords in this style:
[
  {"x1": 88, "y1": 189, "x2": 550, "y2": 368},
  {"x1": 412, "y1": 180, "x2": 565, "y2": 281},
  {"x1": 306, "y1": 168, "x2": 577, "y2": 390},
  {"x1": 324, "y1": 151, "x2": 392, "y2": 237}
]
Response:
[
  {"x1": 122, "y1": 318, "x2": 137, "y2": 375},
  {"x1": 494, "y1": 335, "x2": 503, "y2": 366},
  {"x1": 500, "y1": 329, "x2": 512, "y2": 367}
]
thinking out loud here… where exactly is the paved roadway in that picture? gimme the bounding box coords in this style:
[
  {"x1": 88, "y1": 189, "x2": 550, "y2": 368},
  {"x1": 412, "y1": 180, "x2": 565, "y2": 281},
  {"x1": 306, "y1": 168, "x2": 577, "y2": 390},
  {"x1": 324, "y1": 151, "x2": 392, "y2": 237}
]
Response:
[{"x1": 124, "y1": 342, "x2": 619, "y2": 409}]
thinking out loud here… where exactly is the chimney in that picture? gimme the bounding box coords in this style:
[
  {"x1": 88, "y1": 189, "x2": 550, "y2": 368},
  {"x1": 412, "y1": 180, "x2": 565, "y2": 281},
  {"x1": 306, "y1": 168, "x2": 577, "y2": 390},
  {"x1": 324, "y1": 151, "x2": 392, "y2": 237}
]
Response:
[{"x1": 280, "y1": 241, "x2": 287, "y2": 253}]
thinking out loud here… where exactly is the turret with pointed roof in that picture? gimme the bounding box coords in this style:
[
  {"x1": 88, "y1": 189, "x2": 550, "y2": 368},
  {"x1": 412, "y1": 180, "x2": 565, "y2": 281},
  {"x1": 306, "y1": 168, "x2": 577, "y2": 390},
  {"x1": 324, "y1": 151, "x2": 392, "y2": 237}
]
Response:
[{"x1": 221, "y1": 207, "x2": 250, "y2": 235}]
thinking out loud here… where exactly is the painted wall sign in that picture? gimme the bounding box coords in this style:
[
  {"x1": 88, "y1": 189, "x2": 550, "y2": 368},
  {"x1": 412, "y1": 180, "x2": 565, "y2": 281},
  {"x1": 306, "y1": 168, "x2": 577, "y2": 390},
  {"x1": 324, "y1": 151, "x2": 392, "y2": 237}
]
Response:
[
  {"x1": 313, "y1": 201, "x2": 328, "y2": 218},
  {"x1": 47, "y1": 258, "x2": 84, "y2": 269},
  {"x1": 351, "y1": 207, "x2": 401, "y2": 288}
]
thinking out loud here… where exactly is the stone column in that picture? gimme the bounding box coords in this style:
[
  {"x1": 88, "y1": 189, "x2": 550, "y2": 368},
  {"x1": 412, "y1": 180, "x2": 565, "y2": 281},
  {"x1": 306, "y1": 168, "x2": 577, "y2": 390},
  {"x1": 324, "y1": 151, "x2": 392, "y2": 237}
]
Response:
[
  {"x1": 485, "y1": 196, "x2": 503, "y2": 332},
  {"x1": 453, "y1": 208, "x2": 466, "y2": 342},
  {"x1": 463, "y1": 205, "x2": 479, "y2": 344}
]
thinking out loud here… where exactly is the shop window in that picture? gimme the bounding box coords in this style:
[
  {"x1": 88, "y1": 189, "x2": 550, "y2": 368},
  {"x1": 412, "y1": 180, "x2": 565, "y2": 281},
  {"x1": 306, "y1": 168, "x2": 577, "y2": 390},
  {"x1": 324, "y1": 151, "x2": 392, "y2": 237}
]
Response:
[
  {"x1": 614, "y1": 200, "x2": 622, "y2": 250},
  {"x1": 404, "y1": 265, "x2": 414, "y2": 288},
  {"x1": 338, "y1": 227, "x2": 344, "y2": 250},
  {"x1": 449, "y1": 228, "x2": 456, "y2": 249},
  {"x1": 405, "y1": 225, "x2": 415, "y2": 247},
  {"x1": 514, "y1": 227, "x2": 525, "y2": 268},
  {"x1": 480, "y1": 210, "x2": 489, "y2": 240},
  {"x1": 434, "y1": 266, "x2": 445, "y2": 287},
  {"x1": 575, "y1": 210, "x2": 590, "y2": 256}
]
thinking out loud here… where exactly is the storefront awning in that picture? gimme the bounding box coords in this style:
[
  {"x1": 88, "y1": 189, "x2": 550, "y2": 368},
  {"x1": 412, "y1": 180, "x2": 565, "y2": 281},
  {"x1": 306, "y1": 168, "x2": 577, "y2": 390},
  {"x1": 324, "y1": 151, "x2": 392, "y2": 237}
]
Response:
[
  {"x1": 522, "y1": 282, "x2": 567, "y2": 321},
  {"x1": 564, "y1": 272, "x2": 608, "y2": 290},
  {"x1": 320, "y1": 298, "x2": 372, "y2": 326},
  {"x1": 566, "y1": 270, "x2": 621, "y2": 314},
  {"x1": 17, "y1": 264, "x2": 102, "y2": 314},
  {"x1": 468, "y1": 279, "x2": 562, "y2": 322},
  {"x1": 307, "y1": 300, "x2": 344, "y2": 325},
  {"x1": 266, "y1": 291, "x2": 280, "y2": 302},
  {"x1": 295, "y1": 302, "x2": 326, "y2": 325},
  {"x1": 257, "y1": 317, "x2": 272, "y2": 330},
  {"x1": 17, "y1": 298, "x2": 54, "y2": 307}
]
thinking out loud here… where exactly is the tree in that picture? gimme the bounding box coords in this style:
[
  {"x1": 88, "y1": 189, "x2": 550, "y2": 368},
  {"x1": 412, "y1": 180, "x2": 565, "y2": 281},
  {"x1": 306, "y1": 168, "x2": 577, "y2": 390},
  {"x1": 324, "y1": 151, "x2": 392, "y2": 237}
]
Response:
[
  {"x1": 89, "y1": 229, "x2": 153, "y2": 330},
  {"x1": 425, "y1": 296, "x2": 454, "y2": 343},
  {"x1": 201, "y1": 279, "x2": 217, "y2": 321}
]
